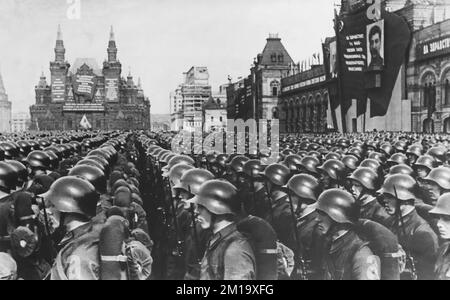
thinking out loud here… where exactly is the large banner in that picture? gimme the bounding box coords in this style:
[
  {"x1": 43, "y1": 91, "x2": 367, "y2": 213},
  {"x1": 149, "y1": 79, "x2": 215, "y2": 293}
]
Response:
[
  {"x1": 74, "y1": 74, "x2": 96, "y2": 99},
  {"x1": 336, "y1": 5, "x2": 410, "y2": 117}
]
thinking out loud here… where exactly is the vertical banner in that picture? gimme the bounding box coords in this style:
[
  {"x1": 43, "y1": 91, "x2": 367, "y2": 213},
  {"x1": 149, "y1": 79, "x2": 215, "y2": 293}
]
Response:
[{"x1": 367, "y1": 20, "x2": 385, "y2": 71}]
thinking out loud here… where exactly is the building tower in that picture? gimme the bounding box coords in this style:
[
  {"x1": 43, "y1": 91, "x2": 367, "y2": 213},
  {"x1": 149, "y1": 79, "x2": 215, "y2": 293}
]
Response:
[
  {"x1": 103, "y1": 26, "x2": 122, "y2": 102},
  {"x1": 0, "y1": 69, "x2": 12, "y2": 133},
  {"x1": 50, "y1": 25, "x2": 70, "y2": 102}
]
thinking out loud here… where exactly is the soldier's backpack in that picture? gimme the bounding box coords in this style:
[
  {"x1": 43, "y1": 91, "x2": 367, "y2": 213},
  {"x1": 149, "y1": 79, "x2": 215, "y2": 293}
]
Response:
[
  {"x1": 99, "y1": 215, "x2": 152, "y2": 280},
  {"x1": 356, "y1": 219, "x2": 402, "y2": 280}
]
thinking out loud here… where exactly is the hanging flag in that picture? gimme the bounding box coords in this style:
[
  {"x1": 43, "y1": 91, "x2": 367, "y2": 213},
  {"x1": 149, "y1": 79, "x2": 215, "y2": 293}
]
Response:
[{"x1": 80, "y1": 114, "x2": 92, "y2": 130}]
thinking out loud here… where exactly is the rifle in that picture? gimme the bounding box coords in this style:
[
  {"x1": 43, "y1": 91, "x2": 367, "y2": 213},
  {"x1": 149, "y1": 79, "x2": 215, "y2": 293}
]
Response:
[
  {"x1": 286, "y1": 189, "x2": 308, "y2": 280},
  {"x1": 393, "y1": 185, "x2": 417, "y2": 280}
]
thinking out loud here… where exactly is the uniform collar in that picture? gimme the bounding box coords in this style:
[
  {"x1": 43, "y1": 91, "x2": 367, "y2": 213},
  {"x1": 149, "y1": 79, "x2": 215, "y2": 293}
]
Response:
[
  {"x1": 59, "y1": 222, "x2": 92, "y2": 246},
  {"x1": 329, "y1": 230, "x2": 351, "y2": 254},
  {"x1": 360, "y1": 194, "x2": 377, "y2": 207},
  {"x1": 208, "y1": 223, "x2": 237, "y2": 250}
]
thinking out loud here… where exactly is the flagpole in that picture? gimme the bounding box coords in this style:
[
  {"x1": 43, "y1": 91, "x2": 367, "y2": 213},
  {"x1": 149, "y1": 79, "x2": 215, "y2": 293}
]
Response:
[{"x1": 334, "y1": 9, "x2": 347, "y2": 133}]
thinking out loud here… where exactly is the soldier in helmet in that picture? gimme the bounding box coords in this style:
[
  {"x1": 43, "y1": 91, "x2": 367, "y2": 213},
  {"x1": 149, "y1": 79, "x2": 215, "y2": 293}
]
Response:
[
  {"x1": 315, "y1": 189, "x2": 381, "y2": 280},
  {"x1": 317, "y1": 159, "x2": 346, "y2": 189},
  {"x1": 347, "y1": 167, "x2": 391, "y2": 227},
  {"x1": 42, "y1": 176, "x2": 102, "y2": 280},
  {"x1": 429, "y1": 193, "x2": 450, "y2": 280},
  {"x1": 190, "y1": 179, "x2": 256, "y2": 280},
  {"x1": 378, "y1": 174, "x2": 439, "y2": 280}
]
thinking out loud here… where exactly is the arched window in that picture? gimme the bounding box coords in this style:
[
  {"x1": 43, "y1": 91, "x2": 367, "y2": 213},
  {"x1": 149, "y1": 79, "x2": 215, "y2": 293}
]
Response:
[
  {"x1": 270, "y1": 80, "x2": 280, "y2": 96},
  {"x1": 422, "y1": 73, "x2": 436, "y2": 109}
]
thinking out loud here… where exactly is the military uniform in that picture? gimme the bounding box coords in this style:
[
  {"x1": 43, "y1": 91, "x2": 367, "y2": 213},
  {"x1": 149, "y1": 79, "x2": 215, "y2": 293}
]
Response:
[
  {"x1": 51, "y1": 222, "x2": 103, "y2": 280},
  {"x1": 435, "y1": 242, "x2": 450, "y2": 280},
  {"x1": 200, "y1": 223, "x2": 256, "y2": 280},
  {"x1": 320, "y1": 230, "x2": 381, "y2": 280},
  {"x1": 391, "y1": 210, "x2": 439, "y2": 280},
  {"x1": 358, "y1": 195, "x2": 392, "y2": 228}
]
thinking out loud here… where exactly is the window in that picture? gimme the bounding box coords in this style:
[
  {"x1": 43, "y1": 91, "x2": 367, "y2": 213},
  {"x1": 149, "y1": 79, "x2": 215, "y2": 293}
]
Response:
[
  {"x1": 96, "y1": 120, "x2": 102, "y2": 128},
  {"x1": 271, "y1": 53, "x2": 277, "y2": 62},
  {"x1": 211, "y1": 116, "x2": 214, "y2": 122},
  {"x1": 270, "y1": 80, "x2": 280, "y2": 96},
  {"x1": 446, "y1": 79, "x2": 450, "y2": 106},
  {"x1": 278, "y1": 54, "x2": 284, "y2": 63},
  {"x1": 220, "y1": 117, "x2": 223, "y2": 122}
]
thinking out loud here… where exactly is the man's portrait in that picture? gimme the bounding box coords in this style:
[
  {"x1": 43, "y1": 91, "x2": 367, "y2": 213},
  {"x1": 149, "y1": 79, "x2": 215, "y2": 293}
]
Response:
[{"x1": 367, "y1": 20, "x2": 384, "y2": 71}]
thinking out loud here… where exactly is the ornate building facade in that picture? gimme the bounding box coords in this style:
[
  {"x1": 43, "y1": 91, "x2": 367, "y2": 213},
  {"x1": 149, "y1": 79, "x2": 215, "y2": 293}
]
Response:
[
  {"x1": 30, "y1": 26, "x2": 151, "y2": 131},
  {"x1": 0, "y1": 70, "x2": 12, "y2": 133},
  {"x1": 278, "y1": 65, "x2": 329, "y2": 133}
]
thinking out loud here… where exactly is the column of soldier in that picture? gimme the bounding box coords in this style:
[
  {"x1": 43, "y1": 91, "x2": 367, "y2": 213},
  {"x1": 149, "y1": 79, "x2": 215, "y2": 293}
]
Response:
[{"x1": 1, "y1": 131, "x2": 450, "y2": 280}]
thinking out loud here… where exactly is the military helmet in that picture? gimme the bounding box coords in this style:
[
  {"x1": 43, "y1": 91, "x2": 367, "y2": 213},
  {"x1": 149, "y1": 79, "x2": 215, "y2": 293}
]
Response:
[
  {"x1": 360, "y1": 158, "x2": 380, "y2": 172},
  {"x1": 40, "y1": 176, "x2": 99, "y2": 218},
  {"x1": 88, "y1": 149, "x2": 111, "y2": 163},
  {"x1": 347, "y1": 147, "x2": 362, "y2": 160},
  {"x1": 429, "y1": 193, "x2": 450, "y2": 217},
  {"x1": 388, "y1": 164, "x2": 414, "y2": 177},
  {"x1": 394, "y1": 140, "x2": 407, "y2": 152},
  {"x1": 0, "y1": 162, "x2": 19, "y2": 191},
  {"x1": 0, "y1": 142, "x2": 19, "y2": 159},
  {"x1": 263, "y1": 163, "x2": 291, "y2": 186},
  {"x1": 5, "y1": 160, "x2": 28, "y2": 186},
  {"x1": 0, "y1": 147, "x2": 4, "y2": 161},
  {"x1": 317, "y1": 159, "x2": 346, "y2": 180},
  {"x1": 342, "y1": 155, "x2": 359, "y2": 171},
  {"x1": 191, "y1": 180, "x2": 239, "y2": 215},
  {"x1": 26, "y1": 151, "x2": 51, "y2": 170},
  {"x1": 68, "y1": 164, "x2": 107, "y2": 194},
  {"x1": 387, "y1": 153, "x2": 408, "y2": 166},
  {"x1": 316, "y1": 189, "x2": 357, "y2": 224},
  {"x1": 413, "y1": 155, "x2": 436, "y2": 171},
  {"x1": 325, "y1": 152, "x2": 341, "y2": 161},
  {"x1": 283, "y1": 154, "x2": 303, "y2": 173},
  {"x1": 228, "y1": 155, "x2": 249, "y2": 174},
  {"x1": 423, "y1": 167, "x2": 450, "y2": 190},
  {"x1": 17, "y1": 141, "x2": 32, "y2": 157},
  {"x1": 300, "y1": 156, "x2": 320, "y2": 174},
  {"x1": 168, "y1": 163, "x2": 195, "y2": 186},
  {"x1": 368, "y1": 151, "x2": 385, "y2": 163},
  {"x1": 242, "y1": 159, "x2": 267, "y2": 179},
  {"x1": 348, "y1": 167, "x2": 378, "y2": 190},
  {"x1": 85, "y1": 155, "x2": 110, "y2": 174},
  {"x1": 167, "y1": 155, "x2": 195, "y2": 170},
  {"x1": 173, "y1": 168, "x2": 215, "y2": 195},
  {"x1": 406, "y1": 144, "x2": 423, "y2": 158},
  {"x1": 426, "y1": 147, "x2": 447, "y2": 164},
  {"x1": 378, "y1": 174, "x2": 416, "y2": 201},
  {"x1": 380, "y1": 143, "x2": 394, "y2": 156},
  {"x1": 284, "y1": 174, "x2": 320, "y2": 202},
  {"x1": 28, "y1": 141, "x2": 40, "y2": 151},
  {"x1": 205, "y1": 151, "x2": 218, "y2": 165}
]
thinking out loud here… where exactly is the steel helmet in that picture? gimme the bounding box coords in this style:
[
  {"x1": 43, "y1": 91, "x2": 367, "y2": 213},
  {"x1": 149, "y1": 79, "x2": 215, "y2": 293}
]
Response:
[
  {"x1": 426, "y1": 147, "x2": 447, "y2": 164},
  {"x1": 394, "y1": 140, "x2": 407, "y2": 152},
  {"x1": 413, "y1": 155, "x2": 436, "y2": 171},
  {"x1": 0, "y1": 161, "x2": 19, "y2": 191},
  {"x1": 377, "y1": 174, "x2": 417, "y2": 201},
  {"x1": 284, "y1": 174, "x2": 320, "y2": 202},
  {"x1": 173, "y1": 168, "x2": 215, "y2": 195},
  {"x1": 168, "y1": 163, "x2": 195, "y2": 186},
  {"x1": 5, "y1": 160, "x2": 28, "y2": 186},
  {"x1": 17, "y1": 141, "x2": 32, "y2": 157},
  {"x1": 191, "y1": 180, "x2": 239, "y2": 215},
  {"x1": 406, "y1": 144, "x2": 423, "y2": 158},
  {"x1": 263, "y1": 163, "x2": 291, "y2": 186},
  {"x1": 317, "y1": 159, "x2": 346, "y2": 180},
  {"x1": 348, "y1": 167, "x2": 378, "y2": 190},
  {"x1": 76, "y1": 159, "x2": 106, "y2": 173},
  {"x1": 68, "y1": 164, "x2": 107, "y2": 194},
  {"x1": 388, "y1": 164, "x2": 414, "y2": 177},
  {"x1": 360, "y1": 158, "x2": 381, "y2": 172},
  {"x1": 0, "y1": 142, "x2": 19, "y2": 159},
  {"x1": 88, "y1": 149, "x2": 111, "y2": 163},
  {"x1": 300, "y1": 156, "x2": 320, "y2": 174},
  {"x1": 228, "y1": 155, "x2": 250, "y2": 174},
  {"x1": 242, "y1": 159, "x2": 267, "y2": 180},
  {"x1": 283, "y1": 154, "x2": 303, "y2": 173},
  {"x1": 429, "y1": 193, "x2": 450, "y2": 217},
  {"x1": 325, "y1": 152, "x2": 341, "y2": 161},
  {"x1": 26, "y1": 151, "x2": 51, "y2": 170},
  {"x1": 380, "y1": 143, "x2": 394, "y2": 156},
  {"x1": 423, "y1": 167, "x2": 450, "y2": 190},
  {"x1": 167, "y1": 155, "x2": 195, "y2": 170},
  {"x1": 368, "y1": 151, "x2": 385, "y2": 163},
  {"x1": 347, "y1": 148, "x2": 362, "y2": 160},
  {"x1": 316, "y1": 189, "x2": 357, "y2": 224},
  {"x1": 387, "y1": 153, "x2": 408, "y2": 166},
  {"x1": 0, "y1": 147, "x2": 4, "y2": 161},
  {"x1": 40, "y1": 176, "x2": 99, "y2": 218},
  {"x1": 342, "y1": 155, "x2": 359, "y2": 171}
]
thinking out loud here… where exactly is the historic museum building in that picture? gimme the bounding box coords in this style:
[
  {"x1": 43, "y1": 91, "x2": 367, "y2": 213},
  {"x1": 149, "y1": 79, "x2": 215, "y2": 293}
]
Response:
[{"x1": 30, "y1": 26, "x2": 151, "y2": 131}]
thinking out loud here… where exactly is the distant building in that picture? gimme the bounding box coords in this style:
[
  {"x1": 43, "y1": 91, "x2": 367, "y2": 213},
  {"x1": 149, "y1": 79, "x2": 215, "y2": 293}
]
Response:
[
  {"x1": 0, "y1": 70, "x2": 12, "y2": 133},
  {"x1": 170, "y1": 67, "x2": 212, "y2": 132},
  {"x1": 29, "y1": 26, "x2": 151, "y2": 131},
  {"x1": 11, "y1": 112, "x2": 31, "y2": 133},
  {"x1": 227, "y1": 34, "x2": 294, "y2": 122},
  {"x1": 203, "y1": 96, "x2": 227, "y2": 132}
]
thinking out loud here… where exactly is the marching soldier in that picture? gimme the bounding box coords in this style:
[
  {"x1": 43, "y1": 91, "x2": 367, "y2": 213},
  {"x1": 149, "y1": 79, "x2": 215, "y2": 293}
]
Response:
[{"x1": 429, "y1": 193, "x2": 450, "y2": 280}]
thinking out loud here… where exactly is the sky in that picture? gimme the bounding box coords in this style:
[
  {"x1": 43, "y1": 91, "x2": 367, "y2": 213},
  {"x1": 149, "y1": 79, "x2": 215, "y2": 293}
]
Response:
[{"x1": 0, "y1": 0, "x2": 337, "y2": 114}]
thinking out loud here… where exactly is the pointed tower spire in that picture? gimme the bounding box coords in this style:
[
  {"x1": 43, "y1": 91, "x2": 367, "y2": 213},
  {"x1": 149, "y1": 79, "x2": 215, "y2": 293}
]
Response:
[
  {"x1": 109, "y1": 26, "x2": 115, "y2": 41},
  {"x1": 138, "y1": 77, "x2": 142, "y2": 89},
  {"x1": 0, "y1": 68, "x2": 6, "y2": 98},
  {"x1": 55, "y1": 24, "x2": 66, "y2": 62},
  {"x1": 107, "y1": 25, "x2": 118, "y2": 62}
]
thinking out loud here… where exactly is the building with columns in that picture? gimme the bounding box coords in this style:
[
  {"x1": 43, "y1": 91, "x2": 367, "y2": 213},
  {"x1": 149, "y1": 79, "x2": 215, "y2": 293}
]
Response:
[
  {"x1": 0, "y1": 70, "x2": 12, "y2": 133},
  {"x1": 29, "y1": 26, "x2": 151, "y2": 131}
]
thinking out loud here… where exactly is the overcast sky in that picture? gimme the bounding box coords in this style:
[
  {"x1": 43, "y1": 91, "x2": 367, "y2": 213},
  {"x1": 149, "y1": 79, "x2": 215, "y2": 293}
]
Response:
[{"x1": 0, "y1": 0, "x2": 337, "y2": 114}]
